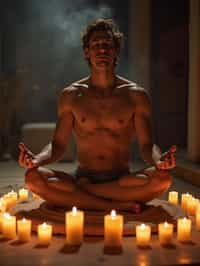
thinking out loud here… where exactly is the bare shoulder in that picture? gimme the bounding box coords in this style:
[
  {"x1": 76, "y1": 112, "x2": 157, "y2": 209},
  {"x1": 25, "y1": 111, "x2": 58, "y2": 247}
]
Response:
[{"x1": 58, "y1": 78, "x2": 89, "y2": 114}]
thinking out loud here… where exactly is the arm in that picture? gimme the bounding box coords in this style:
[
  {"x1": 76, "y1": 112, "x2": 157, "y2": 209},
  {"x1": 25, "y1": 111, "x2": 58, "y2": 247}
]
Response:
[
  {"x1": 19, "y1": 88, "x2": 74, "y2": 168},
  {"x1": 133, "y1": 89, "x2": 176, "y2": 169}
]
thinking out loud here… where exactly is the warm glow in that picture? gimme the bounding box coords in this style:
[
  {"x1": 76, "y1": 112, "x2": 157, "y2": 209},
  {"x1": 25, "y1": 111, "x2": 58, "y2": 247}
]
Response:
[
  {"x1": 42, "y1": 222, "x2": 47, "y2": 228},
  {"x1": 111, "y1": 210, "x2": 116, "y2": 219},
  {"x1": 140, "y1": 223, "x2": 146, "y2": 230},
  {"x1": 164, "y1": 221, "x2": 169, "y2": 228},
  {"x1": 72, "y1": 206, "x2": 77, "y2": 216},
  {"x1": 22, "y1": 218, "x2": 27, "y2": 223},
  {"x1": 3, "y1": 213, "x2": 11, "y2": 219}
]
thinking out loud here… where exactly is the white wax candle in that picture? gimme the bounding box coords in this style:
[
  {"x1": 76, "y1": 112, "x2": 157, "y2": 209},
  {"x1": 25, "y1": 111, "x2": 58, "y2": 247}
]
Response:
[
  {"x1": 0, "y1": 212, "x2": 4, "y2": 232},
  {"x1": 0, "y1": 198, "x2": 6, "y2": 212},
  {"x1": 104, "y1": 210, "x2": 123, "y2": 247},
  {"x1": 17, "y1": 218, "x2": 32, "y2": 242},
  {"x1": 2, "y1": 213, "x2": 16, "y2": 239},
  {"x1": 168, "y1": 191, "x2": 178, "y2": 205},
  {"x1": 196, "y1": 211, "x2": 200, "y2": 231},
  {"x1": 136, "y1": 223, "x2": 151, "y2": 247},
  {"x1": 7, "y1": 191, "x2": 18, "y2": 209},
  {"x1": 158, "y1": 221, "x2": 174, "y2": 245},
  {"x1": 66, "y1": 206, "x2": 84, "y2": 245},
  {"x1": 181, "y1": 193, "x2": 192, "y2": 211},
  {"x1": 38, "y1": 222, "x2": 52, "y2": 245},
  {"x1": 187, "y1": 197, "x2": 198, "y2": 216},
  {"x1": 19, "y1": 188, "x2": 29, "y2": 202},
  {"x1": 177, "y1": 217, "x2": 191, "y2": 242}
]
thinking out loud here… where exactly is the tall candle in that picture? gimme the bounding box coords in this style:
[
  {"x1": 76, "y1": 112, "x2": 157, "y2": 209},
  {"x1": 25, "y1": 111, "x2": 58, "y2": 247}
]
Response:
[
  {"x1": 136, "y1": 223, "x2": 151, "y2": 247},
  {"x1": 19, "y1": 188, "x2": 29, "y2": 202},
  {"x1": 17, "y1": 218, "x2": 32, "y2": 242},
  {"x1": 2, "y1": 213, "x2": 16, "y2": 239},
  {"x1": 158, "y1": 222, "x2": 174, "y2": 245},
  {"x1": 38, "y1": 222, "x2": 52, "y2": 245},
  {"x1": 168, "y1": 191, "x2": 178, "y2": 205},
  {"x1": 181, "y1": 193, "x2": 192, "y2": 211},
  {"x1": 104, "y1": 210, "x2": 123, "y2": 247},
  {"x1": 177, "y1": 217, "x2": 191, "y2": 242},
  {"x1": 66, "y1": 206, "x2": 84, "y2": 245}
]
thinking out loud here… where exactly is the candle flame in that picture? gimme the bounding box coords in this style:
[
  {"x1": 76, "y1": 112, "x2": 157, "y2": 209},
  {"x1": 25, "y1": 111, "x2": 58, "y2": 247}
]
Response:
[
  {"x1": 140, "y1": 223, "x2": 146, "y2": 230},
  {"x1": 182, "y1": 217, "x2": 188, "y2": 223},
  {"x1": 164, "y1": 221, "x2": 169, "y2": 227},
  {"x1": 111, "y1": 210, "x2": 116, "y2": 219},
  {"x1": 42, "y1": 222, "x2": 47, "y2": 228},
  {"x1": 72, "y1": 206, "x2": 77, "y2": 216},
  {"x1": 22, "y1": 218, "x2": 27, "y2": 223},
  {"x1": 3, "y1": 212, "x2": 11, "y2": 219}
]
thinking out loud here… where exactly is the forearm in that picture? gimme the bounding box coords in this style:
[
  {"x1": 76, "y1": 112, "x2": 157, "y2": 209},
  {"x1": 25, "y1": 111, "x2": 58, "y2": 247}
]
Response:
[{"x1": 34, "y1": 142, "x2": 65, "y2": 167}]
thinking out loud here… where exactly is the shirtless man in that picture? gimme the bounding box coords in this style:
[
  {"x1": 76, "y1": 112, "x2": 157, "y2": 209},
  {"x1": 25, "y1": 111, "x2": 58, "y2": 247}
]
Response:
[{"x1": 18, "y1": 19, "x2": 176, "y2": 212}]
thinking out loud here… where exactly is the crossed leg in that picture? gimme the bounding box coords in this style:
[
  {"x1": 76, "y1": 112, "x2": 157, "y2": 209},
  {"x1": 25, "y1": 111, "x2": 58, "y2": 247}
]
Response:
[{"x1": 25, "y1": 166, "x2": 172, "y2": 212}]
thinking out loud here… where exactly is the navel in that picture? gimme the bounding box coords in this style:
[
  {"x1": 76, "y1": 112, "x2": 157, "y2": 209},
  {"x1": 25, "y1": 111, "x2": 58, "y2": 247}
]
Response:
[{"x1": 81, "y1": 117, "x2": 86, "y2": 123}]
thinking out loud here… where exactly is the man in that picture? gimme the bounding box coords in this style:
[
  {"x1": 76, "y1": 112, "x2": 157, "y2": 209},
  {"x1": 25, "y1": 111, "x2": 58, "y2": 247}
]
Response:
[{"x1": 18, "y1": 19, "x2": 176, "y2": 212}]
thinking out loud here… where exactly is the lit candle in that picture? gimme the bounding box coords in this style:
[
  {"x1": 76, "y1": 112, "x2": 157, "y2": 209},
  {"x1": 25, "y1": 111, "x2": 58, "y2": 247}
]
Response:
[
  {"x1": 181, "y1": 193, "x2": 192, "y2": 211},
  {"x1": 65, "y1": 206, "x2": 84, "y2": 245},
  {"x1": 2, "y1": 213, "x2": 16, "y2": 239},
  {"x1": 196, "y1": 210, "x2": 200, "y2": 231},
  {"x1": 0, "y1": 212, "x2": 4, "y2": 232},
  {"x1": 0, "y1": 198, "x2": 6, "y2": 212},
  {"x1": 136, "y1": 223, "x2": 151, "y2": 247},
  {"x1": 38, "y1": 222, "x2": 52, "y2": 245},
  {"x1": 168, "y1": 191, "x2": 178, "y2": 205},
  {"x1": 7, "y1": 191, "x2": 18, "y2": 208},
  {"x1": 158, "y1": 221, "x2": 174, "y2": 245},
  {"x1": 104, "y1": 210, "x2": 123, "y2": 247},
  {"x1": 17, "y1": 218, "x2": 32, "y2": 242},
  {"x1": 187, "y1": 197, "x2": 198, "y2": 216},
  {"x1": 177, "y1": 217, "x2": 191, "y2": 242},
  {"x1": 18, "y1": 188, "x2": 29, "y2": 202}
]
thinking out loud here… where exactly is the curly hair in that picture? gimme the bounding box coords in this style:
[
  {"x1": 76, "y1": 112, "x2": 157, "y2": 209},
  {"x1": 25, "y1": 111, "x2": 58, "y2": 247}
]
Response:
[{"x1": 81, "y1": 18, "x2": 123, "y2": 54}]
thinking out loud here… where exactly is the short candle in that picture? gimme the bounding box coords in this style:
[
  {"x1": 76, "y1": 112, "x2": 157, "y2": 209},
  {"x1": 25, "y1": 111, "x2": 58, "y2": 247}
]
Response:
[
  {"x1": 158, "y1": 221, "x2": 174, "y2": 245},
  {"x1": 0, "y1": 198, "x2": 6, "y2": 212},
  {"x1": 177, "y1": 217, "x2": 191, "y2": 242},
  {"x1": 181, "y1": 193, "x2": 192, "y2": 211},
  {"x1": 17, "y1": 218, "x2": 32, "y2": 242},
  {"x1": 196, "y1": 205, "x2": 200, "y2": 231},
  {"x1": 19, "y1": 188, "x2": 29, "y2": 202},
  {"x1": 136, "y1": 223, "x2": 151, "y2": 247},
  {"x1": 104, "y1": 210, "x2": 123, "y2": 247},
  {"x1": 2, "y1": 213, "x2": 16, "y2": 239},
  {"x1": 187, "y1": 197, "x2": 198, "y2": 216},
  {"x1": 38, "y1": 222, "x2": 52, "y2": 245},
  {"x1": 66, "y1": 206, "x2": 84, "y2": 245},
  {"x1": 168, "y1": 191, "x2": 178, "y2": 205}
]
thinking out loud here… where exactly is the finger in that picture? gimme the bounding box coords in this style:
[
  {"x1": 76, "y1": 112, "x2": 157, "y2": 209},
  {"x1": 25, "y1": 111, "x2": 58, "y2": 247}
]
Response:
[
  {"x1": 19, "y1": 142, "x2": 28, "y2": 152},
  {"x1": 170, "y1": 145, "x2": 177, "y2": 153}
]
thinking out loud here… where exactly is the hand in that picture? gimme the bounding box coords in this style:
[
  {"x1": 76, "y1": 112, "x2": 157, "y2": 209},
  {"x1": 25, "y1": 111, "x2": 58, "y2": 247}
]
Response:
[
  {"x1": 18, "y1": 142, "x2": 39, "y2": 169},
  {"x1": 156, "y1": 145, "x2": 176, "y2": 170}
]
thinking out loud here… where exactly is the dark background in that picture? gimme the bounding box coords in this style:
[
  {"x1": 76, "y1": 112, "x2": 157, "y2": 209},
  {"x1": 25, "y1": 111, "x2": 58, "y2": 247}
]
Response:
[{"x1": 0, "y1": 0, "x2": 189, "y2": 158}]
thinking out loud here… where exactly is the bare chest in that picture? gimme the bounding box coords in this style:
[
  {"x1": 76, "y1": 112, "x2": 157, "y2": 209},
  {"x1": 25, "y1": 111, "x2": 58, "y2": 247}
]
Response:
[{"x1": 72, "y1": 93, "x2": 134, "y2": 130}]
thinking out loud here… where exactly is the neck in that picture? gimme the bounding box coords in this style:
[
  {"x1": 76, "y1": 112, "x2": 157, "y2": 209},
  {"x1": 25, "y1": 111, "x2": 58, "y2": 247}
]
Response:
[{"x1": 90, "y1": 68, "x2": 116, "y2": 90}]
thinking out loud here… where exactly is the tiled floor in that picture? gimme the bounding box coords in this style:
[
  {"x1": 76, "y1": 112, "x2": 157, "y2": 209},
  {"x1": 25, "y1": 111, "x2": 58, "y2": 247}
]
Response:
[{"x1": 0, "y1": 160, "x2": 200, "y2": 266}]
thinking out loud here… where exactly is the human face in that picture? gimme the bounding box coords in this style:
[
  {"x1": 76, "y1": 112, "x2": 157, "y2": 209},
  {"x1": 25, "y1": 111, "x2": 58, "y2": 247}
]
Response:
[{"x1": 84, "y1": 30, "x2": 117, "y2": 70}]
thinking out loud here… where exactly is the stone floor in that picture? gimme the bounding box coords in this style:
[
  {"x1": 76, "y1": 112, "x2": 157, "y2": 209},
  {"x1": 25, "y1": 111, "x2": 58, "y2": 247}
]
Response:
[{"x1": 0, "y1": 160, "x2": 200, "y2": 266}]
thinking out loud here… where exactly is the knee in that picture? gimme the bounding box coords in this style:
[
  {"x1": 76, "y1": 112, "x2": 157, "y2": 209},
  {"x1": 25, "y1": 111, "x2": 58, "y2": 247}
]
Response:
[{"x1": 156, "y1": 171, "x2": 173, "y2": 191}]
